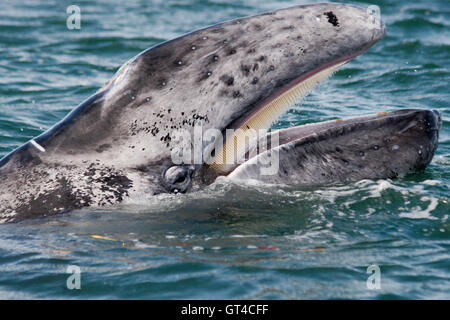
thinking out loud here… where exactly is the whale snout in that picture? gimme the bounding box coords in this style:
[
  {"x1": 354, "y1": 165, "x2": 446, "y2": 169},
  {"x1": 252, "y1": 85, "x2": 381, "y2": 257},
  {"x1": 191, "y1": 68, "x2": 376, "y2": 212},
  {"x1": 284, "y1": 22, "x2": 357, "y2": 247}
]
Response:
[
  {"x1": 428, "y1": 109, "x2": 442, "y2": 133},
  {"x1": 316, "y1": 3, "x2": 387, "y2": 57},
  {"x1": 422, "y1": 109, "x2": 441, "y2": 155}
]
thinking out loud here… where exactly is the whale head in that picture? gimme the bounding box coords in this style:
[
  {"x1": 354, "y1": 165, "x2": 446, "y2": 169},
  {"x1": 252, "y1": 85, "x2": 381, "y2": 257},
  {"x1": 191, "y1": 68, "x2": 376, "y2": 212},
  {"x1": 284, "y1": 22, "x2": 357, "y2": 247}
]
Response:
[{"x1": 0, "y1": 3, "x2": 412, "y2": 223}]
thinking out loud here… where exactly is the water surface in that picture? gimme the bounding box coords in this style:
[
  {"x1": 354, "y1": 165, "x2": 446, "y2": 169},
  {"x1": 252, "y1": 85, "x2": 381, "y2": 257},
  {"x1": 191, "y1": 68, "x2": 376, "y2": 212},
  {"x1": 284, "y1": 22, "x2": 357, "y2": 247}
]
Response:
[{"x1": 0, "y1": 0, "x2": 449, "y2": 299}]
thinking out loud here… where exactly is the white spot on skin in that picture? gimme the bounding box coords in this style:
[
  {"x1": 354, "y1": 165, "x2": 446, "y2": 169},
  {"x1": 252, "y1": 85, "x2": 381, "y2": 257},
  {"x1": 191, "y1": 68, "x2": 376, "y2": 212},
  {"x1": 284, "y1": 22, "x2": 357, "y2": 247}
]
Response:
[
  {"x1": 392, "y1": 145, "x2": 400, "y2": 150},
  {"x1": 30, "y1": 140, "x2": 46, "y2": 152}
]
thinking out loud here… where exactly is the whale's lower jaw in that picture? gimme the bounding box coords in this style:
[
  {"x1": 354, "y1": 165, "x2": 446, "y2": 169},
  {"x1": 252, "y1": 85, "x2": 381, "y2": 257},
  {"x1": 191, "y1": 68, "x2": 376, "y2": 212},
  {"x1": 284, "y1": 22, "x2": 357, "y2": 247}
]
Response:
[{"x1": 224, "y1": 109, "x2": 441, "y2": 186}]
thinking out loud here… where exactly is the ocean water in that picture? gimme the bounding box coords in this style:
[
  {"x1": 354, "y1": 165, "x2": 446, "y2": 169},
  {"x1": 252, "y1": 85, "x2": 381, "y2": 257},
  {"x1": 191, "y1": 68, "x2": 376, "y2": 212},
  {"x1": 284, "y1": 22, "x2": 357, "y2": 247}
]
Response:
[{"x1": 0, "y1": 0, "x2": 449, "y2": 299}]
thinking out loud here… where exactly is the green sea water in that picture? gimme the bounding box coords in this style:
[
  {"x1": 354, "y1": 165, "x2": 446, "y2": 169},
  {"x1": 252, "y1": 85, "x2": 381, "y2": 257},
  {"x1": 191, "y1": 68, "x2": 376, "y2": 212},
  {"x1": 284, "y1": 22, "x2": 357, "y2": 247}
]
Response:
[{"x1": 0, "y1": 0, "x2": 449, "y2": 299}]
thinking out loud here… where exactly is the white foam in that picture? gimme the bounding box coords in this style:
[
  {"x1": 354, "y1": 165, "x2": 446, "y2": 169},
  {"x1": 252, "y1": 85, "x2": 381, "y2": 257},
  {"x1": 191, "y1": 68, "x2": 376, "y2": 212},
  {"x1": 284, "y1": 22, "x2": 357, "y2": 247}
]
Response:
[
  {"x1": 399, "y1": 196, "x2": 439, "y2": 220},
  {"x1": 230, "y1": 234, "x2": 267, "y2": 238},
  {"x1": 422, "y1": 180, "x2": 441, "y2": 186}
]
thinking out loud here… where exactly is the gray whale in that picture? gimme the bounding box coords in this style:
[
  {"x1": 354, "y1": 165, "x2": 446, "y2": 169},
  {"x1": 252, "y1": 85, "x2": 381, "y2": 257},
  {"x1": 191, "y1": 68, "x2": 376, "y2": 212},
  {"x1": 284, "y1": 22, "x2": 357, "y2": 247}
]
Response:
[{"x1": 0, "y1": 3, "x2": 440, "y2": 223}]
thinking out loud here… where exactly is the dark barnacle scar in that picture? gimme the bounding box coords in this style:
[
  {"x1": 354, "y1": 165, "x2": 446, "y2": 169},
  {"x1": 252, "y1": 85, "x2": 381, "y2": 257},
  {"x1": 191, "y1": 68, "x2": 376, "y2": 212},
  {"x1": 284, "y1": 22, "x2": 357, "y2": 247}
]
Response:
[{"x1": 324, "y1": 11, "x2": 339, "y2": 27}]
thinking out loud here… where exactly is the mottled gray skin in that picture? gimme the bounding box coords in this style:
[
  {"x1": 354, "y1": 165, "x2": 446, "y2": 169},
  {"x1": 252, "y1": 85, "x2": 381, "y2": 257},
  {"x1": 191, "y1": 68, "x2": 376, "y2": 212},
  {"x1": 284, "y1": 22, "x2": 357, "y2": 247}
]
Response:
[
  {"x1": 229, "y1": 109, "x2": 441, "y2": 185},
  {"x1": 0, "y1": 3, "x2": 386, "y2": 223}
]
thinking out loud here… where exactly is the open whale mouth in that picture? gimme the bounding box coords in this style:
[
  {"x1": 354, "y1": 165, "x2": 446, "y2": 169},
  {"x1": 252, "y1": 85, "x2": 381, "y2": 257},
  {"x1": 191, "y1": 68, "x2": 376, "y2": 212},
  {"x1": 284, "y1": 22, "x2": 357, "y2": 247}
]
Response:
[
  {"x1": 208, "y1": 56, "x2": 353, "y2": 174},
  {"x1": 203, "y1": 53, "x2": 442, "y2": 183}
]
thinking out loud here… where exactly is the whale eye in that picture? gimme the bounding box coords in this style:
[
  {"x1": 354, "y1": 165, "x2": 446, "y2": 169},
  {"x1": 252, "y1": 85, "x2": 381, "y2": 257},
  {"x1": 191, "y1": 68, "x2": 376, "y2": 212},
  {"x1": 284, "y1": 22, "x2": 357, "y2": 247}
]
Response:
[{"x1": 162, "y1": 165, "x2": 195, "y2": 193}]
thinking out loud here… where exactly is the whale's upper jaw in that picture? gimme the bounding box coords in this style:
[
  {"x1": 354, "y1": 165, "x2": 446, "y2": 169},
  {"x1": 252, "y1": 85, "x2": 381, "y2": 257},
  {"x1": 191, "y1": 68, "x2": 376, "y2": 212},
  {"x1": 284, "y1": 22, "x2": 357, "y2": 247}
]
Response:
[
  {"x1": 0, "y1": 3, "x2": 387, "y2": 222},
  {"x1": 49, "y1": 2, "x2": 385, "y2": 166}
]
